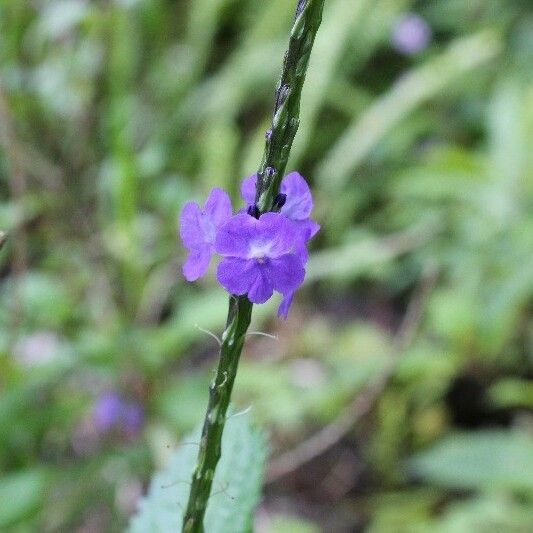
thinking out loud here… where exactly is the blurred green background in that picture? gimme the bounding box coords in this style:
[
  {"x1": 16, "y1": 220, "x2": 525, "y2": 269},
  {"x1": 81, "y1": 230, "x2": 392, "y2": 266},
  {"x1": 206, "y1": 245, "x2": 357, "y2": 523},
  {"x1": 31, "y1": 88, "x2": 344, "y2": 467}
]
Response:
[{"x1": 0, "y1": 0, "x2": 532, "y2": 531}]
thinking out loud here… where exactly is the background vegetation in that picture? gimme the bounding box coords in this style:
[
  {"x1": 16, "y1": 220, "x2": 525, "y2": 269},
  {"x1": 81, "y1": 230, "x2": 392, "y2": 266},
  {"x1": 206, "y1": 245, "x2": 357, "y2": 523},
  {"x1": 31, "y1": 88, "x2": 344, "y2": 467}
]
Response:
[{"x1": 0, "y1": 0, "x2": 532, "y2": 531}]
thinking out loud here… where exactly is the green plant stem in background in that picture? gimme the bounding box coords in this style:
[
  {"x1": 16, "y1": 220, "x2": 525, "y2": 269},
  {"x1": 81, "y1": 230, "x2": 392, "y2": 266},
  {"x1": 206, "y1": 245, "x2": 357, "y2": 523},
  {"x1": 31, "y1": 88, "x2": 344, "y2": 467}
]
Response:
[{"x1": 182, "y1": 1, "x2": 324, "y2": 531}]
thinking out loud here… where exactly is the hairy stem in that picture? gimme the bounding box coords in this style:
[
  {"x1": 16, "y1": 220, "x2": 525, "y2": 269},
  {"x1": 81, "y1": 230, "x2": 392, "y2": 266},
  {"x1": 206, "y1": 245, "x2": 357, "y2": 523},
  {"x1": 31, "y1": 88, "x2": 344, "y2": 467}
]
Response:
[{"x1": 182, "y1": 1, "x2": 324, "y2": 531}]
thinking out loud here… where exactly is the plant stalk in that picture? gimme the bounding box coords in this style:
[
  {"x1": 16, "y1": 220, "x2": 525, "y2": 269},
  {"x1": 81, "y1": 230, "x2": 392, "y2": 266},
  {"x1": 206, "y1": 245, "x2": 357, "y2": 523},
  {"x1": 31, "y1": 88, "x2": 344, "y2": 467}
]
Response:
[
  {"x1": 256, "y1": 0, "x2": 325, "y2": 213},
  {"x1": 182, "y1": 1, "x2": 324, "y2": 531},
  {"x1": 182, "y1": 296, "x2": 252, "y2": 533}
]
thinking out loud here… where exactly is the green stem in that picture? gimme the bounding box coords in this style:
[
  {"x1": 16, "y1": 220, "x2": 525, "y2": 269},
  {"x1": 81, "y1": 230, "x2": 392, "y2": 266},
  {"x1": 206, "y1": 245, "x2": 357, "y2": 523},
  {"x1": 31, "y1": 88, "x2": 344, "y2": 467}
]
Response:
[
  {"x1": 182, "y1": 2, "x2": 324, "y2": 531},
  {"x1": 182, "y1": 296, "x2": 252, "y2": 533},
  {"x1": 256, "y1": 0, "x2": 325, "y2": 213}
]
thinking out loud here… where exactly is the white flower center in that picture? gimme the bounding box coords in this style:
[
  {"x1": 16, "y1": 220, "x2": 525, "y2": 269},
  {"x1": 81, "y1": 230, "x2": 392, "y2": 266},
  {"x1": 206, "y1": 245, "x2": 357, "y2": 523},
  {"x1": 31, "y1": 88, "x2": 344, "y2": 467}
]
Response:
[{"x1": 249, "y1": 241, "x2": 272, "y2": 261}]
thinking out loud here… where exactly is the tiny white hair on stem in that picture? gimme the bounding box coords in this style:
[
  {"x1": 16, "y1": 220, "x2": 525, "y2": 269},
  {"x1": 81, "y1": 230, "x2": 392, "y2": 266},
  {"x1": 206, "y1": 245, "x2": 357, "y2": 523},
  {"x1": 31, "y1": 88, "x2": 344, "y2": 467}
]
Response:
[
  {"x1": 218, "y1": 371, "x2": 228, "y2": 388},
  {"x1": 226, "y1": 405, "x2": 252, "y2": 420},
  {"x1": 194, "y1": 324, "x2": 222, "y2": 346},
  {"x1": 210, "y1": 481, "x2": 235, "y2": 502},
  {"x1": 180, "y1": 441, "x2": 201, "y2": 447},
  {"x1": 246, "y1": 331, "x2": 278, "y2": 340},
  {"x1": 160, "y1": 479, "x2": 192, "y2": 490},
  {"x1": 165, "y1": 441, "x2": 201, "y2": 450}
]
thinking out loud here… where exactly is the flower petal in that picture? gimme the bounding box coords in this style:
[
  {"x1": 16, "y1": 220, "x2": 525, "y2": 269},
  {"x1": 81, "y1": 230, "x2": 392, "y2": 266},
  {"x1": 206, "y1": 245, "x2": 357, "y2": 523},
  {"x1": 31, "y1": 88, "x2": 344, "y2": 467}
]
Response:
[
  {"x1": 295, "y1": 241, "x2": 309, "y2": 264},
  {"x1": 255, "y1": 213, "x2": 299, "y2": 258},
  {"x1": 277, "y1": 292, "x2": 294, "y2": 319},
  {"x1": 217, "y1": 257, "x2": 257, "y2": 295},
  {"x1": 247, "y1": 265, "x2": 274, "y2": 304},
  {"x1": 299, "y1": 218, "x2": 321, "y2": 241},
  {"x1": 179, "y1": 201, "x2": 204, "y2": 249},
  {"x1": 240, "y1": 174, "x2": 257, "y2": 206},
  {"x1": 204, "y1": 187, "x2": 232, "y2": 227},
  {"x1": 267, "y1": 253, "x2": 305, "y2": 294},
  {"x1": 280, "y1": 172, "x2": 313, "y2": 220},
  {"x1": 182, "y1": 245, "x2": 212, "y2": 281},
  {"x1": 215, "y1": 213, "x2": 258, "y2": 258}
]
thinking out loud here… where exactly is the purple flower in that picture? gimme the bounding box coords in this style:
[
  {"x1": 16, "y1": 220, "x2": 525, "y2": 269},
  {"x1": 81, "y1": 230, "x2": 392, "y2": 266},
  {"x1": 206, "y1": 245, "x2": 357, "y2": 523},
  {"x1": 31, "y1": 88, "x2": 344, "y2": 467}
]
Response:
[
  {"x1": 391, "y1": 13, "x2": 432, "y2": 56},
  {"x1": 179, "y1": 188, "x2": 232, "y2": 281},
  {"x1": 241, "y1": 172, "x2": 320, "y2": 316},
  {"x1": 92, "y1": 392, "x2": 144, "y2": 437},
  {"x1": 122, "y1": 403, "x2": 145, "y2": 437},
  {"x1": 215, "y1": 213, "x2": 305, "y2": 305},
  {"x1": 93, "y1": 392, "x2": 124, "y2": 433},
  {"x1": 241, "y1": 172, "x2": 320, "y2": 261},
  {"x1": 179, "y1": 172, "x2": 319, "y2": 317}
]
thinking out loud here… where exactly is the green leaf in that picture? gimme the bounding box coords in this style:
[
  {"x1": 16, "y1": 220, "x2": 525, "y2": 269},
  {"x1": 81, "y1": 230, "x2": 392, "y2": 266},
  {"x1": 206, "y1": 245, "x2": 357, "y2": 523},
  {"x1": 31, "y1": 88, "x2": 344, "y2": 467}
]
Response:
[
  {"x1": 408, "y1": 430, "x2": 533, "y2": 492},
  {"x1": 0, "y1": 469, "x2": 49, "y2": 528},
  {"x1": 129, "y1": 411, "x2": 266, "y2": 533},
  {"x1": 488, "y1": 379, "x2": 533, "y2": 409},
  {"x1": 437, "y1": 495, "x2": 533, "y2": 533}
]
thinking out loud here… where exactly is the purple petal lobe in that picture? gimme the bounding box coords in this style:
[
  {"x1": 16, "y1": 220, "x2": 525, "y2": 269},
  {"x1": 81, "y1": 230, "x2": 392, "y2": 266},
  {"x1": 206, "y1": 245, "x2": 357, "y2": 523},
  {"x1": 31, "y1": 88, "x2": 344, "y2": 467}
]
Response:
[
  {"x1": 278, "y1": 292, "x2": 294, "y2": 319},
  {"x1": 253, "y1": 213, "x2": 298, "y2": 258},
  {"x1": 204, "y1": 188, "x2": 232, "y2": 227},
  {"x1": 217, "y1": 257, "x2": 257, "y2": 295},
  {"x1": 179, "y1": 201, "x2": 203, "y2": 249},
  {"x1": 292, "y1": 219, "x2": 320, "y2": 263},
  {"x1": 295, "y1": 241, "x2": 309, "y2": 264},
  {"x1": 182, "y1": 245, "x2": 212, "y2": 281},
  {"x1": 301, "y1": 219, "x2": 321, "y2": 241},
  {"x1": 240, "y1": 174, "x2": 257, "y2": 205},
  {"x1": 280, "y1": 172, "x2": 313, "y2": 220},
  {"x1": 267, "y1": 254, "x2": 305, "y2": 295},
  {"x1": 179, "y1": 188, "x2": 234, "y2": 282},
  {"x1": 247, "y1": 266, "x2": 274, "y2": 304},
  {"x1": 215, "y1": 213, "x2": 258, "y2": 258},
  {"x1": 291, "y1": 219, "x2": 320, "y2": 244}
]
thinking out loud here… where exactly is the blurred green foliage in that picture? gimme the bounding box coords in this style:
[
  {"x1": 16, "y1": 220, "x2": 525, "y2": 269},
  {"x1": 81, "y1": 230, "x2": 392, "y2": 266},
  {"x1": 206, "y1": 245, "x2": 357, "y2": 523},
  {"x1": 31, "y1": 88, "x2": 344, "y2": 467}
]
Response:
[{"x1": 0, "y1": 0, "x2": 531, "y2": 531}]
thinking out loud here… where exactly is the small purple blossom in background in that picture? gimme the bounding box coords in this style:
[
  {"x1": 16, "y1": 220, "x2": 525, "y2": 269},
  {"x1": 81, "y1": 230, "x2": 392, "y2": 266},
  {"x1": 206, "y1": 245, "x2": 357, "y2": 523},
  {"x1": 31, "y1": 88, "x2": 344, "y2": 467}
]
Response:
[
  {"x1": 93, "y1": 392, "x2": 123, "y2": 433},
  {"x1": 179, "y1": 188, "x2": 232, "y2": 281},
  {"x1": 392, "y1": 13, "x2": 432, "y2": 56},
  {"x1": 121, "y1": 402, "x2": 145, "y2": 437},
  {"x1": 215, "y1": 213, "x2": 305, "y2": 305},
  {"x1": 92, "y1": 392, "x2": 144, "y2": 437}
]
